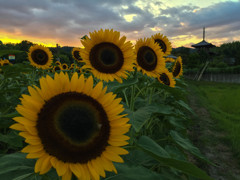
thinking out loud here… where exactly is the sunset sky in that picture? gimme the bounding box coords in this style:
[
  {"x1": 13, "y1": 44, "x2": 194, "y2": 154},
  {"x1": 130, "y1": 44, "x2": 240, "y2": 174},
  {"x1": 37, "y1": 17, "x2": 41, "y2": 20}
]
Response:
[{"x1": 0, "y1": 0, "x2": 240, "y2": 48}]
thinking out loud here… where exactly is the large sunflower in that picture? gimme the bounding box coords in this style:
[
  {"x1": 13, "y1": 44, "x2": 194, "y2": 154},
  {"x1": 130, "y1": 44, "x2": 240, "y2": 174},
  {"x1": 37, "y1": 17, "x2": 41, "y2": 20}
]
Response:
[
  {"x1": 80, "y1": 29, "x2": 135, "y2": 83},
  {"x1": 158, "y1": 68, "x2": 176, "y2": 87},
  {"x1": 72, "y1": 47, "x2": 83, "y2": 62},
  {"x1": 28, "y1": 45, "x2": 53, "y2": 69},
  {"x1": 172, "y1": 56, "x2": 183, "y2": 78},
  {"x1": 135, "y1": 38, "x2": 165, "y2": 77},
  {"x1": 151, "y1": 33, "x2": 172, "y2": 56},
  {"x1": 10, "y1": 72, "x2": 130, "y2": 180}
]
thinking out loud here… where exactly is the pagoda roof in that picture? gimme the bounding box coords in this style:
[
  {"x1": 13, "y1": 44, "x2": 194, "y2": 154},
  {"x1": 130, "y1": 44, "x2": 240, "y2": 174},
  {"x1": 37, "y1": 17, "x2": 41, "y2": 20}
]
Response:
[{"x1": 191, "y1": 40, "x2": 215, "y2": 48}]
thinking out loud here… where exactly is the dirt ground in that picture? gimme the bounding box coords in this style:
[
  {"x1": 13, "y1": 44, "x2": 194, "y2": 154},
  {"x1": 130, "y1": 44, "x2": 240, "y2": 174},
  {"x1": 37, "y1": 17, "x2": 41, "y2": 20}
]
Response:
[{"x1": 188, "y1": 88, "x2": 240, "y2": 180}]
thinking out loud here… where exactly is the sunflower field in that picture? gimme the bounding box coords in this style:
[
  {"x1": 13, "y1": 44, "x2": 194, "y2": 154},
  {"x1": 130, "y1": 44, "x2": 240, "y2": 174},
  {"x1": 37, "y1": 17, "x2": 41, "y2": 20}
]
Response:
[{"x1": 0, "y1": 29, "x2": 212, "y2": 180}]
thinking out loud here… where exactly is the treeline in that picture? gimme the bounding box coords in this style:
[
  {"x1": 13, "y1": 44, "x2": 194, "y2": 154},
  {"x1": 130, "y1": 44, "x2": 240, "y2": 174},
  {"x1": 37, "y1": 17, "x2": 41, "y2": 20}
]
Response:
[{"x1": 172, "y1": 41, "x2": 240, "y2": 69}]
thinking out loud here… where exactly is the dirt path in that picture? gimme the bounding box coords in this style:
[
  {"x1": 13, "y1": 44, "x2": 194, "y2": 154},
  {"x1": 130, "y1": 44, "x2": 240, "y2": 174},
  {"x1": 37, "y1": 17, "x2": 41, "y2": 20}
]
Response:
[{"x1": 188, "y1": 88, "x2": 240, "y2": 180}]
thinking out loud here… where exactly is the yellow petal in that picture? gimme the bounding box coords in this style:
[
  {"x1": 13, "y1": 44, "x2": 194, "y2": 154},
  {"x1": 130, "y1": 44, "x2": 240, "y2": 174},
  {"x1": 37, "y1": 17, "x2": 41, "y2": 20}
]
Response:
[
  {"x1": 22, "y1": 144, "x2": 43, "y2": 153},
  {"x1": 87, "y1": 161, "x2": 100, "y2": 180},
  {"x1": 102, "y1": 150, "x2": 124, "y2": 163},
  {"x1": 69, "y1": 163, "x2": 83, "y2": 179},
  {"x1": 10, "y1": 123, "x2": 26, "y2": 131},
  {"x1": 13, "y1": 117, "x2": 36, "y2": 126},
  {"x1": 26, "y1": 150, "x2": 45, "y2": 159},
  {"x1": 62, "y1": 168, "x2": 72, "y2": 180},
  {"x1": 90, "y1": 81, "x2": 103, "y2": 99},
  {"x1": 108, "y1": 140, "x2": 129, "y2": 146},
  {"x1": 76, "y1": 74, "x2": 85, "y2": 92},
  {"x1": 109, "y1": 135, "x2": 130, "y2": 141},
  {"x1": 28, "y1": 86, "x2": 44, "y2": 103},
  {"x1": 56, "y1": 160, "x2": 68, "y2": 176},
  {"x1": 25, "y1": 138, "x2": 41, "y2": 145},
  {"x1": 83, "y1": 76, "x2": 93, "y2": 95},
  {"x1": 70, "y1": 72, "x2": 79, "y2": 92},
  {"x1": 110, "y1": 118, "x2": 129, "y2": 126},
  {"x1": 99, "y1": 156, "x2": 117, "y2": 173},
  {"x1": 106, "y1": 146, "x2": 129, "y2": 155},
  {"x1": 16, "y1": 105, "x2": 37, "y2": 121},
  {"x1": 91, "y1": 159, "x2": 106, "y2": 178},
  {"x1": 39, "y1": 156, "x2": 52, "y2": 174},
  {"x1": 34, "y1": 155, "x2": 47, "y2": 173}
]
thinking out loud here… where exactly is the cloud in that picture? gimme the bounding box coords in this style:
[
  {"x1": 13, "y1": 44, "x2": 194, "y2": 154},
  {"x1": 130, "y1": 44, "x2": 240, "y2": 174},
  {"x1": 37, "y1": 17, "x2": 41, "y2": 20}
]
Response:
[{"x1": 0, "y1": 0, "x2": 239, "y2": 47}]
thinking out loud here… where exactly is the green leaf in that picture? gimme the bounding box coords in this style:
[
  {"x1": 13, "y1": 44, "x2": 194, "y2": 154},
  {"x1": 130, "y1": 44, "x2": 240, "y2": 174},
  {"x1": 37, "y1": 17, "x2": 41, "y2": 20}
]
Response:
[
  {"x1": 106, "y1": 77, "x2": 138, "y2": 93},
  {"x1": 175, "y1": 100, "x2": 194, "y2": 114},
  {"x1": 105, "y1": 163, "x2": 169, "y2": 180},
  {"x1": 0, "y1": 153, "x2": 35, "y2": 179},
  {"x1": 0, "y1": 131, "x2": 23, "y2": 148},
  {"x1": 137, "y1": 136, "x2": 213, "y2": 180},
  {"x1": 0, "y1": 153, "x2": 58, "y2": 180},
  {"x1": 170, "y1": 130, "x2": 214, "y2": 165},
  {"x1": 126, "y1": 105, "x2": 173, "y2": 132}
]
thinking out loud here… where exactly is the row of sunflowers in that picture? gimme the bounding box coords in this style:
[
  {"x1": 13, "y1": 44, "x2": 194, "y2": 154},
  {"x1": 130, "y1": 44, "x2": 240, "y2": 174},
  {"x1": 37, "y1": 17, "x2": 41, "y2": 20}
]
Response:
[{"x1": 0, "y1": 29, "x2": 212, "y2": 180}]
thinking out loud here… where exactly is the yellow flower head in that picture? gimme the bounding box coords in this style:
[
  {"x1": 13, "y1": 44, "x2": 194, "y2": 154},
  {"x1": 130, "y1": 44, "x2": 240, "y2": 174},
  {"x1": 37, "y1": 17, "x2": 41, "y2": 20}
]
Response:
[
  {"x1": 135, "y1": 38, "x2": 165, "y2": 77},
  {"x1": 28, "y1": 45, "x2": 53, "y2": 69},
  {"x1": 158, "y1": 68, "x2": 176, "y2": 87},
  {"x1": 172, "y1": 56, "x2": 183, "y2": 78},
  {"x1": 11, "y1": 72, "x2": 130, "y2": 180},
  {"x1": 72, "y1": 47, "x2": 83, "y2": 62},
  {"x1": 80, "y1": 29, "x2": 135, "y2": 83},
  {"x1": 61, "y1": 63, "x2": 68, "y2": 70},
  {"x1": 151, "y1": 33, "x2": 172, "y2": 56}
]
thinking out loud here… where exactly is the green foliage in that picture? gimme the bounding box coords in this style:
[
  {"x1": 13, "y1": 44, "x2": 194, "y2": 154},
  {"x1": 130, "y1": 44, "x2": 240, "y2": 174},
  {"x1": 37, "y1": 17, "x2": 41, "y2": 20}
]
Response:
[{"x1": 0, "y1": 64, "x2": 213, "y2": 179}]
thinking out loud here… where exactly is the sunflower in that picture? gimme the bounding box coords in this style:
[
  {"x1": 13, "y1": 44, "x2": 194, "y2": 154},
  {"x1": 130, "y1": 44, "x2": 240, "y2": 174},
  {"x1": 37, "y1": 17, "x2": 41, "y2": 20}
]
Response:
[
  {"x1": 62, "y1": 63, "x2": 69, "y2": 70},
  {"x1": 55, "y1": 61, "x2": 61, "y2": 66},
  {"x1": 135, "y1": 38, "x2": 165, "y2": 78},
  {"x1": 80, "y1": 29, "x2": 135, "y2": 83},
  {"x1": 10, "y1": 72, "x2": 130, "y2": 180},
  {"x1": 158, "y1": 68, "x2": 176, "y2": 87},
  {"x1": 1, "y1": 59, "x2": 10, "y2": 66},
  {"x1": 72, "y1": 47, "x2": 83, "y2": 62},
  {"x1": 28, "y1": 45, "x2": 53, "y2": 69},
  {"x1": 172, "y1": 56, "x2": 183, "y2": 78},
  {"x1": 53, "y1": 65, "x2": 62, "y2": 72},
  {"x1": 151, "y1": 33, "x2": 172, "y2": 56}
]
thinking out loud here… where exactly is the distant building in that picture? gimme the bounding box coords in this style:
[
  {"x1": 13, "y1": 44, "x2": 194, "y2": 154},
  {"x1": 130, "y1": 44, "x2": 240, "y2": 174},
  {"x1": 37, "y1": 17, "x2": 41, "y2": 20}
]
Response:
[{"x1": 191, "y1": 27, "x2": 215, "y2": 51}]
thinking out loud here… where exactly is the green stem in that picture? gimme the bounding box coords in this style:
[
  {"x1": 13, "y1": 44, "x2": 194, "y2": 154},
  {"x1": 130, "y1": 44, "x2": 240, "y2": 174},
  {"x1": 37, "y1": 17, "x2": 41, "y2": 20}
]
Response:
[
  {"x1": 130, "y1": 85, "x2": 135, "y2": 111},
  {"x1": 122, "y1": 89, "x2": 129, "y2": 107}
]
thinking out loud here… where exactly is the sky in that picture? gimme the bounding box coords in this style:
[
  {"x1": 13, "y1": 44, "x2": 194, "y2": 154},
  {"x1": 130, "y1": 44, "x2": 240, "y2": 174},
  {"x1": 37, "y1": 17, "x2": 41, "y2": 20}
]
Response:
[{"x1": 0, "y1": 0, "x2": 240, "y2": 48}]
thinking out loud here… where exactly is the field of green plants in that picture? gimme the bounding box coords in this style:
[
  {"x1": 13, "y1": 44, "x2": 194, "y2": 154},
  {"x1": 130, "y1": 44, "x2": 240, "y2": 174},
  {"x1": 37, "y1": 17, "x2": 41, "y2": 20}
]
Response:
[
  {"x1": 0, "y1": 29, "x2": 213, "y2": 180},
  {"x1": 189, "y1": 81, "x2": 240, "y2": 159}
]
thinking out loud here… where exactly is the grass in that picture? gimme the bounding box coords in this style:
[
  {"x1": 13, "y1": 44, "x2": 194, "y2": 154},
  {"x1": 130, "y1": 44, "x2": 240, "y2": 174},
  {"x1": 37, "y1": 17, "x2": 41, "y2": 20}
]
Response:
[{"x1": 189, "y1": 80, "x2": 240, "y2": 158}]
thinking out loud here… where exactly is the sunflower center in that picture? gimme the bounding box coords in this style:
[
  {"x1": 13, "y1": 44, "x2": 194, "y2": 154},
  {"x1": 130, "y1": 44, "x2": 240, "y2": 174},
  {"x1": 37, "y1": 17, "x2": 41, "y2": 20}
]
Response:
[
  {"x1": 56, "y1": 104, "x2": 100, "y2": 143},
  {"x1": 173, "y1": 61, "x2": 181, "y2": 77},
  {"x1": 73, "y1": 51, "x2": 81, "y2": 60},
  {"x1": 54, "y1": 66, "x2": 61, "y2": 71},
  {"x1": 89, "y1": 42, "x2": 124, "y2": 73},
  {"x1": 160, "y1": 73, "x2": 170, "y2": 85},
  {"x1": 155, "y1": 39, "x2": 167, "y2": 53},
  {"x1": 137, "y1": 46, "x2": 157, "y2": 71},
  {"x1": 31, "y1": 49, "x2": 48, "y2": 65},
  {"x1": 37, "y1": 92, "x2": 110, "y2": 163}
]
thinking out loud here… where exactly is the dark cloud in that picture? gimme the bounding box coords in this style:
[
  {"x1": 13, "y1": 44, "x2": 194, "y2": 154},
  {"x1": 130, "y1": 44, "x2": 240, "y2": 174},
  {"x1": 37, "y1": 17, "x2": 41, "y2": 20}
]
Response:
[{"x1": 0, "y1": 0, "x2": 239, "y2": 47}]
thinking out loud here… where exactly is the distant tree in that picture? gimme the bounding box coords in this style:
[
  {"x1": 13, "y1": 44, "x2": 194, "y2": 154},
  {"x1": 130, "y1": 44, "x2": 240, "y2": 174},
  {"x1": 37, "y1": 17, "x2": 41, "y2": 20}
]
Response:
[
  {"x1": 16, "y1": 40, "x2": 33, "y2": 51},
  {"x1": 219, "y1": 41, "x2": 240, "y2": 65}
]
